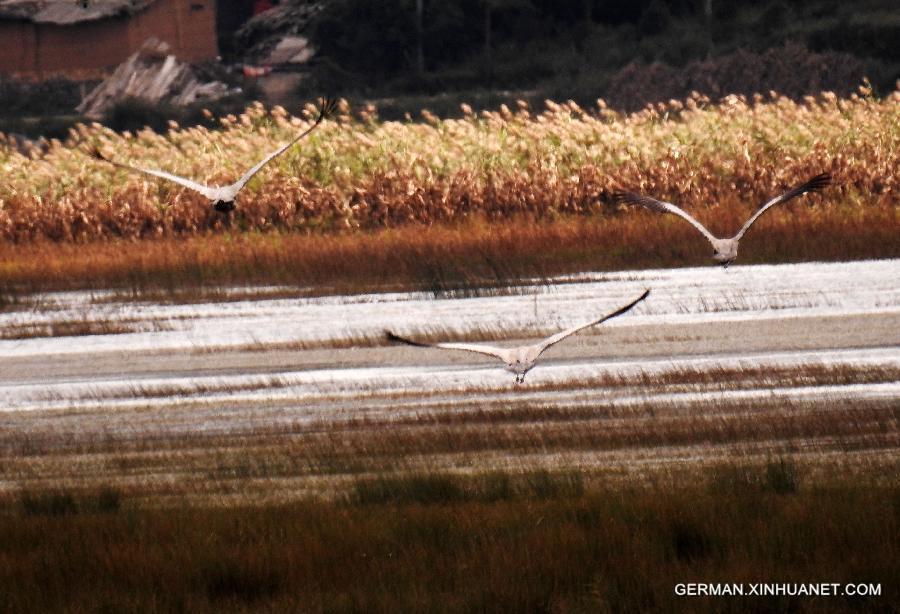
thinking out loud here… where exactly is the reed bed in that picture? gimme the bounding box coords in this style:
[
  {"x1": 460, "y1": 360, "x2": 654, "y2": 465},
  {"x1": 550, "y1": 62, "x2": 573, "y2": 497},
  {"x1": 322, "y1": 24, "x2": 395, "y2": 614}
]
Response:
[
  {"x1": 1, "y1": 88, "x2": 898, "y2": 292},
  {"x1": 1, "y1": 203, "x2": 897, "y2": 296},
  {"x1": 2, "y1": 360, "x2": 896, "y2": 611},
  {"x1": 2, "y1": 358, "x2": 897, "y2": 505},
  {"x1": 0, "y1": 471, "x2": 895, "y2": 613}
]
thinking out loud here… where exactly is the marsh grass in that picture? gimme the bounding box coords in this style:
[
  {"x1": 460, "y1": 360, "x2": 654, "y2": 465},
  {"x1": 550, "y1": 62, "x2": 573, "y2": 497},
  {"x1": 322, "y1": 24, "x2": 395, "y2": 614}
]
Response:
[
  {"x1": 0, "y1": 202, "x2": 896, "y2": 299},
  {"x1": 0, "y1": 317, "x2": 174, "y2": 339},
  {"x1": 1, "y1": 89, "x2": 898, "y2": 296},
  {"x1": 350, "y1": 469, "x2": 584, "y2": 506},
  {"x1": 2, "y1": 91, "x2": 898, "y2": 243},
  {"x1": 43, "y1": 362, "x2": 896, "y2": 404},
  {"x1": 1, "y1": 344, "x2": 896, "y2": 611},
  {"x1": 19, "y1": 486, "x2": 121, "y2": 516},
  {"x1": 0, "y1": 469, "x2": 894, "y2": 613},
  {"x1": 2, "y1": 390, "x2": 896, "y2": 504}
]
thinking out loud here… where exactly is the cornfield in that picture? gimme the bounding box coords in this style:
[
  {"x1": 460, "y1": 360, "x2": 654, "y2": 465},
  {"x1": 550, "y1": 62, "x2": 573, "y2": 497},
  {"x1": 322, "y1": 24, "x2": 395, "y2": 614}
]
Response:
[{"x1": 1, "y1": 85, "x2": 897, "y2": 242}]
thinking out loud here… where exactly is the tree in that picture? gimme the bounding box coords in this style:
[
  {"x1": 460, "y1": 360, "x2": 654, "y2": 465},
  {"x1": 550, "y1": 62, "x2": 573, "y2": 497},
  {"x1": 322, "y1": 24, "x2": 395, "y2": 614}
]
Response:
[
  {"x1": 702, "y1": 0, "x2": 713, "y2": 56},
  {"x1": 481, "y1": 0, "x2": 528, "y2": 89},
  {"x1": 415, "y1": 0, "x2": 426, "y2": 78}
]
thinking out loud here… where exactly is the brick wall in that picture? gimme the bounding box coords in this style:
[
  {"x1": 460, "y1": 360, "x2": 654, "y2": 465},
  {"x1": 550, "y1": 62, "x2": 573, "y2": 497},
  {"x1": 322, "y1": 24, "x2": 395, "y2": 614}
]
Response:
[
  {"x1": 0, "y1": 22, "x2": 37, "y2": 76},
  {"x1": 0, "y1": 0, "x2": 219, "y2": 80}
]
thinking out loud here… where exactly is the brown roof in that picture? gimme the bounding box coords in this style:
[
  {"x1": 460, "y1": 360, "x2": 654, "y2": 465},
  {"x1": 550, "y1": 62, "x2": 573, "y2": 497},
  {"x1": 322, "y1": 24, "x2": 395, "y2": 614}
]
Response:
[
  {"x1": 235, "y1": 0, "x2": 323, "y2": 61},
  {"x1": 0, "y1": 0, "x2": 157, "y2": 25}
]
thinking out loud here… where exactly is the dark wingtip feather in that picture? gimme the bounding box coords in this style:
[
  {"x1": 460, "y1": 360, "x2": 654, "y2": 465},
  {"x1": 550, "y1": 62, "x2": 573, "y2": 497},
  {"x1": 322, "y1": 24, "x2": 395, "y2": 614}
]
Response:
[
  {"x1": 803, "y1": 172, "x2": 832, "y2": 193},
  {"x1": 317, "y1": 97, "x2": 339, "y2": 123},
  {"x1": 626, "y1": 288, "x2": 651, "y2": 310},
  {"x1": 385, "y1": 331, "x2": 428, "y2": 347},
  {"x1": 610, "y1": 191, "x2": 641, "y2": 205},
  {"x1": 88, "y1": 146, "x2": 108, "y2": 162},
  {"x1": 612, "y1": 191, "x2": 670, "y2": 213},
  {"x1": 768, "y1": 172, "x2": 832, "y2": 208},
  {"x1": 601, "y1": 288, "x2": 651, "y2": 323}
]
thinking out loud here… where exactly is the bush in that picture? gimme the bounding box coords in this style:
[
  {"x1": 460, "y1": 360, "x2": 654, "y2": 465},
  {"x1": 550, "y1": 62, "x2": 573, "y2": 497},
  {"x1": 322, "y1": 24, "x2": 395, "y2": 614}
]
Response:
[
  {"x1": 525, "y1": 469, "x2": 584, "y2": 499},
  {"x1": 19, "y1": 487, "x2": 123, "y2": 516},
  {"x1": 105, "y1": 97, "x2": 175, "y2": 133},
  {"x1": 93, "y1": 487, "x2": 122, "y2": 513},
  {"x1": 766, "y1": 457, "x2": 800, "y2": 494},
  {"x1": 104, "y1": 91, "x2": 259, "y2": 134},
  {"x1": 670, "y1": 518, "x2": 715, "y2": 562},
  {"x1": 352, "y1": 470, "x2": 589, "y2": 505},
  {"x1": 604, "y1": 43, "x2": 868, "y2": 111},
  {"x1": 0, "y1": 78, "x2": 87, "y2": 117},
  {"x1": 20, "y1": 491, "x2": 78, "y2": 516},
  {"x1": 201, "y1": 561, "x2": 282, "y2": 604},
  {"x1": 352, "y1": 474, "x2": 467, "y2": 506},
  {"x1": 638, "y1": 0, "x2": 673, "y2": 36}
]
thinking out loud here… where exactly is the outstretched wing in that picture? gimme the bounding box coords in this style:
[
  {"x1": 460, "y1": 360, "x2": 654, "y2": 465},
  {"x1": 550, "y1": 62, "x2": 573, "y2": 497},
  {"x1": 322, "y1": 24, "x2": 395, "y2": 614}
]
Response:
[
  {"x1": 385, "y1": 331, "x2": 509, "y2": 362},
  {"x1": 613, "y1": 192, "x2": 718, "y2": 245},
  {"x1": 733, "y1": 172, "x2": 831, "y2": 240},
  {"x1": 90, "y1": 147, "x2": 217, "y2": 199},
  {"x1": 535, "y1": 289, "x2": 650, "y2": 356},
  {"x1": 229, "y1": 97, "x2": 337, "y2": 193}
]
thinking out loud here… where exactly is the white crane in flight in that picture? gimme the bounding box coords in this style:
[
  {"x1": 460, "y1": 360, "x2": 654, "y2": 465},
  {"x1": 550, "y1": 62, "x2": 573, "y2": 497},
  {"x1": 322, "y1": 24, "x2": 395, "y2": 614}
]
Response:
[
  {"x1": 91, "y1": 98, "x2": 336, "y2": 213},
  {"x1": 387, "y1": 289, "x2": 650, "y2": 383},
  {"x1": 613, "y1": 173, "x2": 831, "y2": 267}
]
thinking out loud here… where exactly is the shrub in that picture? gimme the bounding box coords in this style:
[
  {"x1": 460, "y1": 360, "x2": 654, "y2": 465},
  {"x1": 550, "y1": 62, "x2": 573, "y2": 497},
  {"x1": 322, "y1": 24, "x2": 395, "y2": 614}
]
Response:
[
  {"x1": 525, "y1": 469, "x2": 584, "y2": 499},
  {"x1": 20, "y1": 490, "x2": 78, "y2": 516},
  {"x1": 352, "y1": 474, "x2": 466, "y2": 506},
  {"x1": 766, "y1": 457, "x2": 800, "y2": 494}
]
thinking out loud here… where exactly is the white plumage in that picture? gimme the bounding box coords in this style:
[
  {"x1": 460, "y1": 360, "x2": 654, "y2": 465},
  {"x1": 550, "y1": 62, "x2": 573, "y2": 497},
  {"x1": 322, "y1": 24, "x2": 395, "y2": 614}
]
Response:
[
  {"x1": 614, "y1": 173, "x2": 831, "y2": 266},
  {"x1": 91, "y1": 98, "x2": 336, "y2": 213},
  {"x1": 387, "y1": 289, "x2": 650, "y2": 383}
]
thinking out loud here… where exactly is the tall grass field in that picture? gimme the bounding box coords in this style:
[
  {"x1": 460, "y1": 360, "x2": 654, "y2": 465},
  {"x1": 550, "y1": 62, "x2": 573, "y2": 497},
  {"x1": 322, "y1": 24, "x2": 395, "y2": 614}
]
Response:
[
  {"x1": 1, "y1": 85, "x2": 898, "y2": 613},
  {"x1": 1, "y1": 85, "x2": 898, "y2": 294}
]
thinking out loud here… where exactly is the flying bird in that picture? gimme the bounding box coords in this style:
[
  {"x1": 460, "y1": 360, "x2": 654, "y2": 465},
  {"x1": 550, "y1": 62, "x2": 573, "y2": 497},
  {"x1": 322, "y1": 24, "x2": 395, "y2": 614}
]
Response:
[
  {"x1": 613, "y1": 173, "x2": 831, "y2": 267},
  {"x1": 386, "y1": 289, "x2": 650, "y2": 384},
  {"x1": 90, "y1": 98, "x2": 337, "y2": 213}
]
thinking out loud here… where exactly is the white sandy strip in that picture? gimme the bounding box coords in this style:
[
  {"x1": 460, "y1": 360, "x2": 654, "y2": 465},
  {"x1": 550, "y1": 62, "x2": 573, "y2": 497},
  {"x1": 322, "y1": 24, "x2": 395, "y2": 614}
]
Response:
[
  {"x1": 2, "y1": 346, "x2": 897, "y2": 413},
  {"x1": 0, "y1": 259, "x2": 898, "y2": 358}
]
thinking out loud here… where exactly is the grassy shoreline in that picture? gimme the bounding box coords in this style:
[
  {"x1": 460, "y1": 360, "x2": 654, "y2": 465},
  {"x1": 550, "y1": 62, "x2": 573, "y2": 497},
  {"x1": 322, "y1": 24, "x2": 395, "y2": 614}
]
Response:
[
  {"x1": 1, "y1": 207, "x2": 897, "y2": 298},
  {"x1": 2, "y1": 90, "x2": 897, "y2": 297},
  {"x1": 0, "y1": 469, "x2": 895, "y2": 613}
]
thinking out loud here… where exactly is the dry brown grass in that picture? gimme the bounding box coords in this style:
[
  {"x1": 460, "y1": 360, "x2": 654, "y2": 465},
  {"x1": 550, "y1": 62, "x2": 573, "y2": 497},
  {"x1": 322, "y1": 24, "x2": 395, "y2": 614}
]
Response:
[
  {"x1": 1, "y1": 89, "x2": 898, "y2": 294},
  {"x1": 0, "y1": 90, "x2": 900, "y2": 260},
  {"x1": 0, "y1": 478, "x2": 894, "y2": 613},
  {"x1": 2, "y1": 360, "x2": 897, "y2": 506},
  {"x1": 2, "y1": 89, "x2": 898, "y2": 240},
  {"x1": 1, "y1": 355, "x2": 896, "y2": 611},
  {"x1": 0, "y1": 317, "x2": 173, "y2": 339},
  {"x1": 1, "y1": 202, "x2": 897, "y2": 296}
]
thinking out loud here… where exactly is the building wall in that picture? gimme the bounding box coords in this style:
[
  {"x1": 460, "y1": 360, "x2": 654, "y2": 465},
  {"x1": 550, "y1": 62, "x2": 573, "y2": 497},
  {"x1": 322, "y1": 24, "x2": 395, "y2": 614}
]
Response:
[
  {"x1": 0, "y1": 0, "x2": 218, "y2": 80},
  {"x1": 0, "y1": 22, "x2": 37, "y2": 76},
  {"x1": 37, "y1": 18, "x2": 133, "y2": 80},
  {"x1": 129, "y1": 0, "x2": 218, "y2": 65}
]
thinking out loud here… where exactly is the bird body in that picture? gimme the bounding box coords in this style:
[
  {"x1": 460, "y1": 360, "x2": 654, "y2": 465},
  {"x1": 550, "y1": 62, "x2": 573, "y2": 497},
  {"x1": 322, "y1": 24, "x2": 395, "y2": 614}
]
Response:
[
  {"x1": 614, "y1": 173, "x2": 831, "y2": 266},
  {"x1": 91, "y1": 98, "x2": 336, "y2": 213},
  {"x1": 710, "y1": 238, "x2": 739, "y2": 265},
  {"x1": 387, "y1": 289, "x2": 650, "y2": 383}
]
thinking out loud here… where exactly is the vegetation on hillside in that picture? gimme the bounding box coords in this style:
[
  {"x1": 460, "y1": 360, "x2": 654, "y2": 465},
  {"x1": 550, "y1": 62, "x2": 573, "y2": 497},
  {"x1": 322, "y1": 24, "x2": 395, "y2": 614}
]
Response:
[{"x1": 305, "y1": 0, "x2": 900, "y2": 101}]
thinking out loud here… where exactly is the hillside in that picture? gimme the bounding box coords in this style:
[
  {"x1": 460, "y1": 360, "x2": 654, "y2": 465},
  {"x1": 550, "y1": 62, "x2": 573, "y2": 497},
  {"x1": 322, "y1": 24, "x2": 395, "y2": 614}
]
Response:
[{"x1": 296, "y1": 0, "x2": 899, "y2": 110}]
